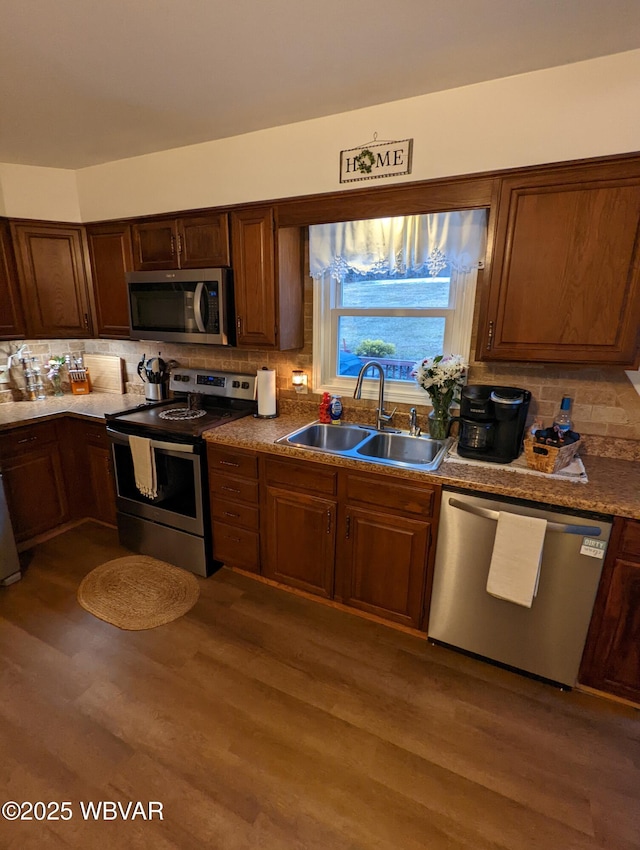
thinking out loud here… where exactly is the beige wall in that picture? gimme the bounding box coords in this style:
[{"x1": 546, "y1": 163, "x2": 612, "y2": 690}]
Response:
[{"x1": 0, "y1": 164, "x2": 80, "y2": 221}]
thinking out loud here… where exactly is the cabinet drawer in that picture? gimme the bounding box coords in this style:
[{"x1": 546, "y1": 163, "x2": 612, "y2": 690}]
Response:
[
  {"x1": 208, "y1": 446, "x2": 257, "y2": 479},
  {"x1": 73, "y1": 419, "x2": 109, "y2": 447},
  {"x1": 263, "y1": 457, "x2": 337, "y2": 495},
  {"x1": 210, "y1": 498, "x2": 259, "y2": 531},
  {"x1": 210, "y1": 473, "x2": 259, "y2": 505},
  {"x1": 0, "y1": 421, "x2": 58, "y2": 458},
  {"x1": 619, "y1": 519, "x2": 640, "y2": 560},
  {"x1": 212, "y1": 521, "x2": 260, "y2": 573},
  {"x1": 344, "y1": 472, "x2": 436, "y2": 517}
]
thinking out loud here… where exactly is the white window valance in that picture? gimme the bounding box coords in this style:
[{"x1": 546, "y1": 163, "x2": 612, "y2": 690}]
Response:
[{"x1": 309, "y1": 209, "x2": 488, "y2": 280}]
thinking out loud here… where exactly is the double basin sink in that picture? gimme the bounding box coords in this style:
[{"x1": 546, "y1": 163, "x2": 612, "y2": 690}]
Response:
[{"x1": 276, "y1": 422, "x2": 450, "y2": 472}]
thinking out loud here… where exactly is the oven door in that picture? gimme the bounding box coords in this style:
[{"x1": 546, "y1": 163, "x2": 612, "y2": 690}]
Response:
[{"x1": 108, "y1": 429, "x2": 206, "y2": 537}]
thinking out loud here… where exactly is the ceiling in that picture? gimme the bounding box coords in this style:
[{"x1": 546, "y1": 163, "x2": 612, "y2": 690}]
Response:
[{"x1": 2, "y1": 0, "x2": 640, "y2": 170}]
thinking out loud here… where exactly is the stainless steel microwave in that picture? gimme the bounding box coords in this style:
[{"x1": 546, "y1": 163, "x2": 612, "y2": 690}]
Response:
[{"x1": 127, "y1": 268, "x2": 234, "y2": 345}]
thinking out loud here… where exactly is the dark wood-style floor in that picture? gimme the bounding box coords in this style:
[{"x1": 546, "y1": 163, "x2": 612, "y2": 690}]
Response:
[{"x1": 1, "y1": 521, "x2": 639, "y2": 850}]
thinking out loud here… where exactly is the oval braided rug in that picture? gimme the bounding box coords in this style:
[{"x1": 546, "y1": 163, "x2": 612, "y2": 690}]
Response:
[{"x1": 77, "y1": 555, "x2": 200, "y2": 630}]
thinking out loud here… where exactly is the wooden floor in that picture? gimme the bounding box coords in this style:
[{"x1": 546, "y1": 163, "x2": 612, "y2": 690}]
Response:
[{"x1": 1, "y1": 522, "x2": 639, "y2": 850}]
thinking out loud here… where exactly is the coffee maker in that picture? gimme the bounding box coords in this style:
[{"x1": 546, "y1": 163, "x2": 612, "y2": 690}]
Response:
[{"x1": 449, "y1": 385, "x2": 531, "y2": 463}]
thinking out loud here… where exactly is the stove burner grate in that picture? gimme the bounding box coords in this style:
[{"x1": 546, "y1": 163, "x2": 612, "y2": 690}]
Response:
[{"x1": 159, "y1": 407, "x2": 208, "y2": 421}]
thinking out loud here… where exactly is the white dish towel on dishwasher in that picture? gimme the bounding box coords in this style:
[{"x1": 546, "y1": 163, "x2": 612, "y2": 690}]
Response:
[
  {"x1": 486, "y1": 512, "x2": 548, "y2": 607},
  {"x1": 129, "y1": 435, "x2": 158, "y2": 499}
]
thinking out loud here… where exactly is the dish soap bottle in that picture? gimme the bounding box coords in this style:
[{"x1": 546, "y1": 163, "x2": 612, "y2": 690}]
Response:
[
  {"x1": 329, "y1": 394, "x2": 343, "y2": 424},
  {"x1": 319, "y1": 392, "x2": 332, "y2": 424},
  {"x1": 553, "y1": 396, "x2": 572, "y2": 436}
]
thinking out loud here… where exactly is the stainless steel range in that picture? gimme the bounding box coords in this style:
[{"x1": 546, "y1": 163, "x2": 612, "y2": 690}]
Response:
[{"x1": 106, "y1": 368, "x2": 257, "y2": 576}]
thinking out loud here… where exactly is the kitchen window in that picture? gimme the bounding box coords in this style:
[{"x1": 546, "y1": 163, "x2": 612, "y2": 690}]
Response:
[{"x1": 310, "y1": 209, "x2": 488, "y2": 404}]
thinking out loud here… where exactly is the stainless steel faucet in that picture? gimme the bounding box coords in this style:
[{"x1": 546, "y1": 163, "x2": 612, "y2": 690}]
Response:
[
  {"x1": 353, "y1": 360, "x2": 397, "y2": 431},
  {"x1": 409, "y1": 407, "x2": 421, "y2": 437}
]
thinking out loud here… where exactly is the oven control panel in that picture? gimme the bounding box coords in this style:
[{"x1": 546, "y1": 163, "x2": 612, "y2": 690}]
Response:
[{"x1": 169, "y1": 368, "x2": 256, "y2": 401}]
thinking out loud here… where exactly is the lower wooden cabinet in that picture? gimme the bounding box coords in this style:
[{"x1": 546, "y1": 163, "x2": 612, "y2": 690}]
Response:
[
  {"x1": 336, "y1": 472, "x2": 437, "y2": 629},
  {"x1": 0, "y1": 421, "x2": 69, "y2": 542},
  {"x1": 61, "y1": 419, "x2": 117, "y2": 525},
  {"x1": 256, "y1": 455, "x2": 439, "y2": 628},
  {"x1": 208, "y1": 445, "x2": 260, "y2": 573},
  {"x1": 579, "y1": 517, "x2": 640, "y2": 704},
  {"x1": 261, "y1": 457, "x2": 337, "y2": 597}
]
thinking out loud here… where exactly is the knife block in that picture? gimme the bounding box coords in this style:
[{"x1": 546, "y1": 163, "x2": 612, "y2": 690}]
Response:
[{"x1": 70, "y1": 368, "x2": 91, "y2": 395}]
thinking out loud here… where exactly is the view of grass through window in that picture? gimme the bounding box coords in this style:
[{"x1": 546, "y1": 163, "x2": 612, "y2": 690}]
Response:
[{"x1": 337, "y1": 271, "x2": 451, "y2": 380}]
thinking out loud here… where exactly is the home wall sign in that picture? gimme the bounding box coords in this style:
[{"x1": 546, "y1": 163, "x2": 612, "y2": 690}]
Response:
[{"x1": 340, "y1": 137, "x2": 413, "y2": 183}]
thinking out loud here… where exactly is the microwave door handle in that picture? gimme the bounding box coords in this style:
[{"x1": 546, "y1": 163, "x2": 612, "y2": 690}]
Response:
[
  {"x1": 193, "y1": 281, "x2": 207, "y2": 333},
  {"x1": 447, "y1": 497, "x2": 602, "y2": 536}
]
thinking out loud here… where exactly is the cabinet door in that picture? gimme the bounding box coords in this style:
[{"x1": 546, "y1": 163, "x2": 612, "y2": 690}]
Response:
[
  {"x1": 131, "y1": 219, "x2": 179, "y2": 270},
  {"x1": 86, "y1": 442, "x2": 117, "y2": 525},
  {"x1": 2, "y1": 445, "x2": 69, "y2": 542},
  {"x1": 10, "y1": 222, "x2": 93, "y2": 338},
  {"x1": 339, "y1": 505, "x2": 431, "y2": 628},
  {"x1": 479, "y1": 163, "x2": 640, "y2": 365},
  {"x1": 0, "y1": 220, "x2": 25, "y2": 339},
  {"x1": 179, "y1": 214, "x2": 230, "y2": 268},
  {"x1": 86, "y1": 222, "x2": 133, "y2": 338},
  {"x1": 579, "y1": 518, "x2": 640, "y2": 703},
  {"x1": 231, "y1": 207, "x2": 277, "y2": 347},
  {"x1": 262, "y1": 485, "x2": 336, "y2": 597}
]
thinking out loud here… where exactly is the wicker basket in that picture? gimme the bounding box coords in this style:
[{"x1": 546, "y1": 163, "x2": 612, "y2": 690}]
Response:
[{"x1": 523, "y1": 436, "x2": 581, "y2": 474}]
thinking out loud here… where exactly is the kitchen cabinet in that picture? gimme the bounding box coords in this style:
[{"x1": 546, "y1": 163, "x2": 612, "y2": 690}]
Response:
[
  {"x1": 62, "y1": 419, "x2": 117, "y2": 525},
  {"x1": 579, "y1": 517, "x2": 640, "y2": 704},
  {"x1": 261, "y1": 457, "x2": 337, "y2": 597},
  {"x1": 231, "y1": 207, "x2": 303, "y2": 350},
  {"x1": 208, "y1": 445, "x2": 260, "y2": 573},
  {"x1": 478, "y1": 159, "x2": 640, "y2": 366},
  {"x1": 336, "y1": 472, "x2": 437, "y2": 629},
  {"x1": 0, "y1": 421, "x2": 69, "y2": 542},
  {"x1": 131, "y1": 213, "x2": 230, "y2": 271},
  {"x1": 86, "y1": 222, "x2": 133, "y2": 338},
  {"x1": 0, "y1": 219, "x2": 26, "y2": 339},
  {"x1": 10, "y1": 221, "x2": 94, "y2": 339}
]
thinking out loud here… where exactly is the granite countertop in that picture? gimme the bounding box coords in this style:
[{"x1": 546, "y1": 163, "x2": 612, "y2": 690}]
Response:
[
  {"x1": 0, "y1": 393, "x2": 145, "y2": 428},
  {"x1": 203, "y1": 413, "x2": 640, "y2": 521}
]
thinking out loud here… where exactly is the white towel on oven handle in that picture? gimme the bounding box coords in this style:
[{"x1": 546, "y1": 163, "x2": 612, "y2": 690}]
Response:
[
  {"x1": 486, "y1": 512, "x2": 548, "y2": 608},
  {"x1": 129, "y1": 435, "x2": 158, "y2": 499}
]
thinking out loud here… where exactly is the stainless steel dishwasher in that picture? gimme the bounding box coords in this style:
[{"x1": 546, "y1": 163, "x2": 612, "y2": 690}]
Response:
[{"x1": 428, "y1": 488, "x2": 612, "y2": 688}]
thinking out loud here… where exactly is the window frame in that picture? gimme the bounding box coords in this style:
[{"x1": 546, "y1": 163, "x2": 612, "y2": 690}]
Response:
[{"x1": 312, "y1": 262, "x2": 480, "y2": 406}]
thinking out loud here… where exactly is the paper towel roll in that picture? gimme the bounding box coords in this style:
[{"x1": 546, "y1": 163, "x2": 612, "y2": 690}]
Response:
[{"x1": 256, "y1": 368, "x2": 277, "y2": 417}]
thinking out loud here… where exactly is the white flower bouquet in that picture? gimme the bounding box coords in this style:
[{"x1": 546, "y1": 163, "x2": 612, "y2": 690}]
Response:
[{"x1": 412, "y1": 354, "x2": 467, "y2": 438}]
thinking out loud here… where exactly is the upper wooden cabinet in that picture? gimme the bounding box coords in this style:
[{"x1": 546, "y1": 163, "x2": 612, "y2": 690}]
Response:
[
  {"x1": 0, "y1": 219, "x2": 26, "y2": 339},
  {"x1": 231, "y1": 206, "x2": 303, "y2": 350},
  {"x1": 86, "y1": 222, "x2": 133, "y2": 338},
  {"x1": 10, "y1": 221, "x2": 93, "y2": 339},
  {"x1": 478, "y1": 159, "x2": 640, "y2": 366},
  {"x1": 131, "y1": 213, "x2": 230, "y2": 270}
]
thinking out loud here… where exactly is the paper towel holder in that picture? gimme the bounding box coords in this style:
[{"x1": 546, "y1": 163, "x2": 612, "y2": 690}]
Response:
[{"x1": 291, "y1": 370, "x2": 308, "y2": 393}]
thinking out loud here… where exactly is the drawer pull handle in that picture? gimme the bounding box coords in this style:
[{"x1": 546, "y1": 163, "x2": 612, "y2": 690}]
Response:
[
  {"x1": 226, "y1": 535, "x2": 241, "y2": 543},
  {"x1": 17, "y1": 436, "x2": 37, "y2": 444},
  {"x1": 223, "y1": 511, "x2": 239, "y2": 518},
  {"x1": 326, "y1": 509, "x2": 332, "y2": 534},
  {"x1": 219, "y1": 460, "x2": 239, "y2": 467},
  {"x1": 221, "y1": 486, "x2": 240, "y2": 494},
  {"x1": 345, "y1": 515, "x2": 351, "y2": 540}
]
